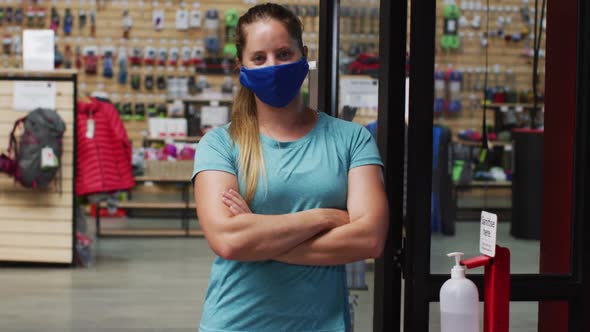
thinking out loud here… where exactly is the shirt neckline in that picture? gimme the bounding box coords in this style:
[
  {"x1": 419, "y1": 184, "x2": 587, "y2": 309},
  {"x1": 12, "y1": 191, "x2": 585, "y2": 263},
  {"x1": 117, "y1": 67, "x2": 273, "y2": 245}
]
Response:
[{"x1": 259, "y1": 111, "x2": 326, "y2": 150}]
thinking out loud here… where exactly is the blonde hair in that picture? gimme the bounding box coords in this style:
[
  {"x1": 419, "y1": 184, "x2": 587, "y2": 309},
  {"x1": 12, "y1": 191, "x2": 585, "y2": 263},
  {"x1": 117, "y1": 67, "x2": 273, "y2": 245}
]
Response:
[
  {"x1": 228, "y1": 87, "x2": 264, "y2": 203},
  {"x1": 229, "y1": 3, "x2": 304, "y2": 203}
]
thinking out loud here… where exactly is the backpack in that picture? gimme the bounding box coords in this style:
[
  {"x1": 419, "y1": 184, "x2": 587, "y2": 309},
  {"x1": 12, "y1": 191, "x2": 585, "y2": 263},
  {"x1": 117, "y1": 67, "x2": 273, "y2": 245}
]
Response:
[{"x1": 0, "y1": 108, "x2": 66, "y2": 189}]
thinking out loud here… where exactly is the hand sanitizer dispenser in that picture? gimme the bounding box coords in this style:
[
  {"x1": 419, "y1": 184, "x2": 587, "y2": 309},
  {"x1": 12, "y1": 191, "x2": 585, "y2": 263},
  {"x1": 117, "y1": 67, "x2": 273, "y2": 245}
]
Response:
[{"x1": 440, "y1": 252, "x2": 479, "y2": 332}]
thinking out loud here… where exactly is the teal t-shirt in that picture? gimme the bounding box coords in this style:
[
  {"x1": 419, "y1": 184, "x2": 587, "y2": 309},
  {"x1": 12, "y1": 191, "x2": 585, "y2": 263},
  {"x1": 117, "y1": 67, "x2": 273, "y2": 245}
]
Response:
[{"x1": 192, "y1": 112, "x2": 383, "y2": 332}]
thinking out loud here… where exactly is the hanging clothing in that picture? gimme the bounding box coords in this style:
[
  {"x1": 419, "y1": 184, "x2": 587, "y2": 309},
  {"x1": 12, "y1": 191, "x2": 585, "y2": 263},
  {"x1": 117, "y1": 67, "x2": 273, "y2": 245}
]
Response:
[{"x1": 76, "y1": 98, "x2": 135, "y2": 196}]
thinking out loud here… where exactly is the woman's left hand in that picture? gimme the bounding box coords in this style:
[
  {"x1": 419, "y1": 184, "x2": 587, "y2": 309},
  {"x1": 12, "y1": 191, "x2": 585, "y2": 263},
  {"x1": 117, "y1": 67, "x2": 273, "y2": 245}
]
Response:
[{"x1": 221, "y1": 189, "x2": 252, "y2": 215}]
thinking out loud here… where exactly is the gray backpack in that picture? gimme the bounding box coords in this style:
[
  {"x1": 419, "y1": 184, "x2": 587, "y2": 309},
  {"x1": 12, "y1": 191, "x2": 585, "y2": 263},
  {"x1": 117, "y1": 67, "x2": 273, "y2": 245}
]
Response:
[{"x1": 0, "y1": 108, "x2": 66, "y2": 189}]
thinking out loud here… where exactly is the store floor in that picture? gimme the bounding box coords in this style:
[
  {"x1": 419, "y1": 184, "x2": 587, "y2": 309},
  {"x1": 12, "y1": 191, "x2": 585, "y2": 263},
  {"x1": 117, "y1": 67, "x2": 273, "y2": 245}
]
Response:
[{"x1": 0, "y1": 221, "x2": 541, "y2": 331}]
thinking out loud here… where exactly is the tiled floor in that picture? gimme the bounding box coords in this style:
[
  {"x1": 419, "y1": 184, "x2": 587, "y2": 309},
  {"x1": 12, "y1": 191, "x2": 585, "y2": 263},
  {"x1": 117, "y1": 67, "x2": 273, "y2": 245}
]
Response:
[{"x1": 0, "y1": 219, "x2": 544, "y2": 331}]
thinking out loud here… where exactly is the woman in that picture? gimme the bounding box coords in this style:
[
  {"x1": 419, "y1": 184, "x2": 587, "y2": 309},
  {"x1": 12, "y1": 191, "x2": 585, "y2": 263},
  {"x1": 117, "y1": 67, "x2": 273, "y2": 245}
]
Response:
[{"x1": 192, "y1": 3, "x2": 389, "y2": 331}]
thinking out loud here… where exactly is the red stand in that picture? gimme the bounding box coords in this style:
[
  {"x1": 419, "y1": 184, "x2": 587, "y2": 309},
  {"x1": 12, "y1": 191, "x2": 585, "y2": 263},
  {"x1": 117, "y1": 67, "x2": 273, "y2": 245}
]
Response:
[{"x1": 461, "y1": 245, "x2": 511, "y2": 332}]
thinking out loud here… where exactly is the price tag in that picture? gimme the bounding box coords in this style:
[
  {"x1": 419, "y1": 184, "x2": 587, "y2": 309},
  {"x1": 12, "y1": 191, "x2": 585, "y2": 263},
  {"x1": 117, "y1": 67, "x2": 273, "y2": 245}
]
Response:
[
  {"x1": 41, "y1": 147, "x2": 59, "y2": 169},
  {"x1": 86, "y1": 119, "x2": 95, "y2": 139},
  {"x1": 480, "y1": 211, "x2": 498, "y2": 257}
]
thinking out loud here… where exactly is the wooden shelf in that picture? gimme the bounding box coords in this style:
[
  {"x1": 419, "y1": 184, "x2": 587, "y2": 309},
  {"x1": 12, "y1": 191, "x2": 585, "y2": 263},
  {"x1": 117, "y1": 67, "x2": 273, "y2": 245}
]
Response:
[
  {"x1": 144, "y1": 136, "x2": 202, "y2": 143},
  {"x1": 117, "y1": 201, "x2": 195, "y2": 209},
  {"x1": 485, "y1": 103, "x2": 544, "y2": 109},
  {"x1": 456, "y1": 139, "x2": 512, "y2": 147},
  {"x1": 134, "y1": 176, "x2": 191, "y2": 183},
  {"x1": 98, "y1": 229, "x2": 204, "y2": 237},
  {"x1": 455, "y1": 180, "x2": 512, "y2": 188}
]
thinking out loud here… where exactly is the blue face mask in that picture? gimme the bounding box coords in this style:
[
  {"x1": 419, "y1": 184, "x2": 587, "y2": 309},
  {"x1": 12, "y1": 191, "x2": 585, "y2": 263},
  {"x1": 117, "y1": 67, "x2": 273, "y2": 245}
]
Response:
[{"x1": 239, "y1": 57, "x2": 309, "y2": 108}]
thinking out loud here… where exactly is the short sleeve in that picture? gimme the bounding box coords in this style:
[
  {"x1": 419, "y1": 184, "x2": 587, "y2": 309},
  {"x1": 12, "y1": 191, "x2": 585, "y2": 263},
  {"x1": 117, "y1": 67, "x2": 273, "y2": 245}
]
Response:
[
  {"x1": 349, "y1": 125, "x2": 384, "y2": 170},
  {"x1": 191, "y1": 128, "x2": 237, "y2": 183}
]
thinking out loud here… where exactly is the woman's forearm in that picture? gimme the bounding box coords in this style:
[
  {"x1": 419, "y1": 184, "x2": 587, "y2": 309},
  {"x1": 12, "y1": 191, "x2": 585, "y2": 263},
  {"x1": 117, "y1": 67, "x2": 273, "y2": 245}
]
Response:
[
  {"x1": 273, "y1": 215, "x2": 386, "y2": 266},
  {"x1": 216, "y1": 208, "x2": 347, "y2": 261}
]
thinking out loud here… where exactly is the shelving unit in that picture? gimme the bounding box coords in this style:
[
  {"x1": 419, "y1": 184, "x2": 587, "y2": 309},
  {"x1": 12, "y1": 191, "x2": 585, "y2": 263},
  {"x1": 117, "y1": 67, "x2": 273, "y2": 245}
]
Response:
[{"x1": 95, "y1": 176, "x2": 199, "y2": 237}]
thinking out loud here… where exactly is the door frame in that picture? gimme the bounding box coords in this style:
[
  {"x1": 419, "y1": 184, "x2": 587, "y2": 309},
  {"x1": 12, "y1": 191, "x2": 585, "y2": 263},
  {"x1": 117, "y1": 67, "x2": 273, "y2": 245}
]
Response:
[{"x1": 401, "y1": 0, "x2": 590, "y2": 331}]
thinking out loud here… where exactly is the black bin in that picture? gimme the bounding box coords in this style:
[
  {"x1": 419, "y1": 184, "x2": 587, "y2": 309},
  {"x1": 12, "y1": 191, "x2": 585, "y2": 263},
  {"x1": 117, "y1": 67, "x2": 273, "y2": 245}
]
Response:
[{"x1": 511, "y1": 129, "x2": 544, "y2": 240}]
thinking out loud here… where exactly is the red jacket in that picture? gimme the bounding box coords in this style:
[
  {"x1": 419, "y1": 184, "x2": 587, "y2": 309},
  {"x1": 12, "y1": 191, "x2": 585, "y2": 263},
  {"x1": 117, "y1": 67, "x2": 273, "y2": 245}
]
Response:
[{"x1": 76, "y1": 98, "x2": 135, "y2": 196}]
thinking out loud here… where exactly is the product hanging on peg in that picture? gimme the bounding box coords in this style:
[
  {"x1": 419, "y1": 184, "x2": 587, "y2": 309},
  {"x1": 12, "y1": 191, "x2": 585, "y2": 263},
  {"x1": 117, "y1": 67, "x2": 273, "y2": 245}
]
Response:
[
  {"x1": 493, "y1": 64, "x2": 505, "y2": 103},
  {"x1": 122, "y1": 9, "x2": 132, "y2": 39},
  {"x1": 36, "y1": 7, "x2": 45, "y2": 28},
  {"x1": 153, "y1": 9, "x2": 165, "y2": 31},
  {"x1": 2, "y1": 34, "x2": 11, "y2": 55},
  {"x1": 118, "y1": 47, "x2": 128, "y2": 85},
  {"x1": 176, "y1": 8, "x2": 189, "y2": 31},
  {"x1": 103, "y1": 49, "x2": 114, "y2": 78},
  {"x1": 79, "y1": 9, "x2": 86, "y2": 30},
  {"x1": 15, "y1": 8, "x2": 23, "y2": 25},
  {"x1": 64, "y1": 44, "x2": 73, "y2": 68},
  {"x1": 63, "y1": 8, "x2": 73, "y2": 35},
  {"x1": 157, "y1": 47, "x2": 167, "y2": 66},
  {"x1": 90, "y1": 10, "x2": 96, "y2": 37},
  {"x1": 50, "y1": 6, "x2": 59, "y2": 31},
  {"x1": 309, "y1": 5, "x2": 318, "y2": 34}
]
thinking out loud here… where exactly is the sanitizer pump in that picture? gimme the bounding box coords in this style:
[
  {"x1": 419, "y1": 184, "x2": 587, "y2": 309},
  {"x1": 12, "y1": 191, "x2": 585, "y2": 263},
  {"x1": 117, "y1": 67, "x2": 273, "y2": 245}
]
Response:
[{"x1": 440, "y1": 252, "x2": 479, "y2": 332}]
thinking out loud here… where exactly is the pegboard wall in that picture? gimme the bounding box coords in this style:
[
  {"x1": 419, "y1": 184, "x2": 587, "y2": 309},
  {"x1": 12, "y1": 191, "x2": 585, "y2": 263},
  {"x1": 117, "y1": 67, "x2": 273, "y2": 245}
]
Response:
[
  {"x1": 431, "y1": 0, "x2": 546, "y2": 135},
  {"x1": 1, "y1": 0, "x2": 320, "y2": 144},
  {"x1": 0, "y1": 0, "x2": 544, "y2": 142}
]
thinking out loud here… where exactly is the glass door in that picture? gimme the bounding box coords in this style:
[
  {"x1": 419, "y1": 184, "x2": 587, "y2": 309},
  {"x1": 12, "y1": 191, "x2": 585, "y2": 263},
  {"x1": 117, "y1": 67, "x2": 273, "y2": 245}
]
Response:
[{"x1": 402, "y1": 0, "x2": 590, "y2": 331}]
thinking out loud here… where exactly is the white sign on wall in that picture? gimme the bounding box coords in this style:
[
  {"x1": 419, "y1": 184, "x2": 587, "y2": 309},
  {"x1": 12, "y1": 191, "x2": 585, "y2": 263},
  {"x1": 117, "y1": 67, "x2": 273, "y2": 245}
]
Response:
[
  {"x1": 23, "y1": 30, "x2": 55, "y2": 71},
  {"x1": 12, "y1": 81, "x2": 57, "y2": 112},
  {"x1": 340, "y1": 78, "x2": 379, "y2": 108}
]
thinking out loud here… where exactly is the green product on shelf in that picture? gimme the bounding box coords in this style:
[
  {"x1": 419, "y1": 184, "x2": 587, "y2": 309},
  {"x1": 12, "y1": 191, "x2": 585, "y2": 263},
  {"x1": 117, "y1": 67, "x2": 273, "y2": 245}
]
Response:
[
  {"x1": 223, "y1": 43, "x2": 237, "y2": 58},
  {"x1": 224, "y1": 9, "x2": 239, "y2": 28},
  {"x1": 441, "y1": 1, "x2": 460, "y2": 50},
  {"x1": 147, "y1": 103, "x2": 157, "y2": 117},
  {"x1": 224, "y1": 8, "x2": 239, "y2": 59},
  {"x1": 452, "y1": 160, "x2": 464, "y2": 182},
  {"x1": 122, "y1": 103, "x2": 133, "y2": 121},
  {"x1": 134, "y1": 103, "x2": 146, "y2": 121}
]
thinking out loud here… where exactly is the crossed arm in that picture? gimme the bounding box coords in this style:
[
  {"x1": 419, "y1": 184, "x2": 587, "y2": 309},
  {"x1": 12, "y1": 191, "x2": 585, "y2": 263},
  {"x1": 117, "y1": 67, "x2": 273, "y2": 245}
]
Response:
[{"x1": 193, "y1": 165, "x2": 389, "y2": 265}]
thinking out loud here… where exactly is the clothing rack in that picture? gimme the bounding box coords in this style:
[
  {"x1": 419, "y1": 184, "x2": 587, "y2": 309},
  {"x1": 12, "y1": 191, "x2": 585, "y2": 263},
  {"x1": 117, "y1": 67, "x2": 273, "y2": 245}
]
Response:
[{"x1": 0, "y1": 70, "x2": 78, "y2": 264}]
